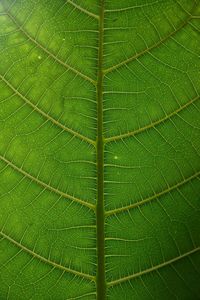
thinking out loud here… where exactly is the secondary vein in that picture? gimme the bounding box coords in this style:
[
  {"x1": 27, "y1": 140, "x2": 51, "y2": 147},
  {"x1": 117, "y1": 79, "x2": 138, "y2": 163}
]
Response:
[
  {"x1": 0, "y1": 230, "x2": 95, "y2": 281},
  {"x1": 107, "y1": 246, "x2": 200, "y2": 286},
  {"x1": 0, "y1": 155, "x2": 95, "y2": 210},
  {"x1": 6, "y1": 11, "x2": 96, "y2": 86},
  {"x1": 0, "y1": 75, "x2": 95, "y2": 146}
]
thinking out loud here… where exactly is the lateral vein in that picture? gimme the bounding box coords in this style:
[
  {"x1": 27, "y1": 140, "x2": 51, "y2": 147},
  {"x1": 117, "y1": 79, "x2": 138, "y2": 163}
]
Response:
[
  {"x1": 107, "y1": 246, "x2": 200, "y2": 287},
  {"x1": 0, "y1": 230, "x2": 95, "y2": 281},
  {"x1": 105, "y1": 95, "x2": 199, "y2": 143},
  {"x1": 104, "y1": 10, "x2": 193, "y2": 74},
  {"x1": 105, "y1": 171, "x2": 200, "y2": 216},
  {"x1": 105, "y1": 1, "x2": 160, "y2": 12},
  {"x1": 0, "y1": 155, "x2": 95, "y2": 210},
  {"x1": 0, "y1": 75, "x2": 95, "y2": 146},
  {"x1": 67, "y1": 0, "x2": 99, "y2": 20},
  {"x1": 6, "y1": 11, "x2": 96, "y2": 86}
]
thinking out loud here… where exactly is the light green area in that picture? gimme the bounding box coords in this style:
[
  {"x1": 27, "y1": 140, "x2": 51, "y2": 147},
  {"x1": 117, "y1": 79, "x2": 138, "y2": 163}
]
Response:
[{"x1": 0, "y1": 0, "x2": 200, "y2": 299}]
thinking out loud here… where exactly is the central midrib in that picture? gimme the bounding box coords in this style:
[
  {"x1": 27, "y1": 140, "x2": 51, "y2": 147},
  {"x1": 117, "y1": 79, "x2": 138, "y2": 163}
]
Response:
[{"x1": 96, "y1": 0, "x2": 106, "y2": 300}]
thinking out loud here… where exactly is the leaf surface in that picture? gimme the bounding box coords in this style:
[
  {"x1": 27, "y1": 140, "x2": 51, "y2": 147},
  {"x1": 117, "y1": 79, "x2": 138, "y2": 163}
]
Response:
[{"x1": 0, "y1": 0, "x2": 200, "y2": 299}]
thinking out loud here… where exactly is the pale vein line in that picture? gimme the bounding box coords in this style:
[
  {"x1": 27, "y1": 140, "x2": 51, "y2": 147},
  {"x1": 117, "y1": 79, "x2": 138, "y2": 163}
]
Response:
[
  {"x1": 107, "y1": 246, "x2": 200, "y2": 287},
  {"x1": 105, "y1": 1, "x2": 160, "y2": 12},
  {"x1": 104, "y1": 11, "x2": 193, "y2": 74},
  {"x1": 105, "y1": 237, "x2": 149, "y2": 242},
  {"x1": 6, "y1": 12, "x2": 96, "y2": 86},
  {"x1": 0, "y1": 75, "x2": 95, "y2": 146},
  {"x1": 105, "y1": 171, "x2": 200, "y2": 216},
  {"x1": 0, "y1": 155, "x2": 95, "y2": 210},
  {"x1": 105, "y1": 95, "x2": 199, "y2": 143},
  {"x1": 66, "y1": 292, "x2": 96, "y2": 300},
  {"x1": 0, "y1": 230, "x2": 95, "y2": 281},
  {"x1": 67, "y1": 0, "x2": 99, "y2": 20}
]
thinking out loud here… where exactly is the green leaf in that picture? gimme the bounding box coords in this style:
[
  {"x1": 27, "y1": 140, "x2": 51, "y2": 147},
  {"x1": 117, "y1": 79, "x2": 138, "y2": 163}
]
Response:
[{"x1": 0, "y1": 0, "x2": 200, "y2": 299}]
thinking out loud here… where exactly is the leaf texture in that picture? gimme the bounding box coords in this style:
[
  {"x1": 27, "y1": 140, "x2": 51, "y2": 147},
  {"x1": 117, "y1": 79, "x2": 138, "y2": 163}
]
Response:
[{"x1": 0, "y1": 0, "x2": 200, "y2": 299}]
